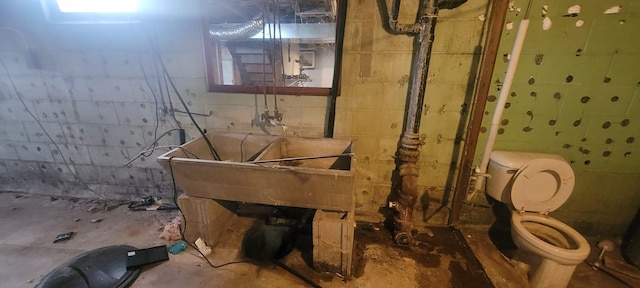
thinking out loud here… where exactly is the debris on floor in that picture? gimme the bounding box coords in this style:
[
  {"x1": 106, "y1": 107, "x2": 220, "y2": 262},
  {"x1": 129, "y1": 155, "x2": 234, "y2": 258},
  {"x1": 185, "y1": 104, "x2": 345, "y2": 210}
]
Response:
[
  {"x1": 1, "y1": 192, "x2": 632, "y2": 288},
  {"x1": 195, "y1": 237, "x2": 212, "y2": 256},
  {"x1": 86, "y1": 199, "x2": 128, "y2": 213},
  {"x1": 126, "y1": 245, "x2": 170, "y2": 269},
  {"x1": 168, "y1": 241, "x2": 187, "y2": 254},
  {"x1": 159, "y1": 216, "x2": 182, "y2": 241},
  {"x1": 53, "y1": 232, "x2": 74, "y2": 243},
  {"x1": 128, "y1": 196, "x2": 178, "y2": 211}
]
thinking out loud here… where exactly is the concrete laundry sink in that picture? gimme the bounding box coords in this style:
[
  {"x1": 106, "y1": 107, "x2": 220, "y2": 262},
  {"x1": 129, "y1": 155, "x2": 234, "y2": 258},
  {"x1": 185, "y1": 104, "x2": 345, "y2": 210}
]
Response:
[{"x1": 157, "y1": 132, "x2": 355, "y2": 211}]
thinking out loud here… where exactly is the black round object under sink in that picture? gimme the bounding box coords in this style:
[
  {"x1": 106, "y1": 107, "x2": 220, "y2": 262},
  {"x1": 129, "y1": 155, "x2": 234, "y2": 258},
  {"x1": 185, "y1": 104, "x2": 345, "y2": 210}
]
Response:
[{"x1": 36, "y1": 245, "x2": 141, "y2": 288}]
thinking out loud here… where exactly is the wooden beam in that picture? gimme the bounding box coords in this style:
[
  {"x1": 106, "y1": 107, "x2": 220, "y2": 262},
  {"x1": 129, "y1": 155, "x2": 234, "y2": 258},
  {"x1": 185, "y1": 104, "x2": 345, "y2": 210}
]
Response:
[{"x1": 448, "y1": 0, "x2": 509, "y2": 226}]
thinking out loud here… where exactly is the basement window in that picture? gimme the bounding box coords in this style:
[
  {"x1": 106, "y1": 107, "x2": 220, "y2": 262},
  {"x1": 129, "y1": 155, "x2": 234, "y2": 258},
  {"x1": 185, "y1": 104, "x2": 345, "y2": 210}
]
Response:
[
  {"x1": 203, "y1": 0, "x2": 347, "y2": 96},
  {"x1": 41, "y1": 0, "x2": 140, "y2": 23},
  {"x1": 56, "y1": 0, "x2": 139, "y2": 13}
]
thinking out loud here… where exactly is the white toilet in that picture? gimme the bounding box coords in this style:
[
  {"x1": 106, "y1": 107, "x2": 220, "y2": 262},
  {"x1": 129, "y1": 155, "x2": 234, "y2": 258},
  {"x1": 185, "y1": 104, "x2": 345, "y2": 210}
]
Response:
[{"x1": 486, "y1": 151, "x2": 590, "y2": 288}]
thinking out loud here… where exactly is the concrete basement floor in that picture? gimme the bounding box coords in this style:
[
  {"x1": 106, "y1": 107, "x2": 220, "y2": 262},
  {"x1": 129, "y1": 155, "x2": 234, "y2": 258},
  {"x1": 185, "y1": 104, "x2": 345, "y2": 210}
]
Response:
[{"x1": 0, "y1": 191, "x2": 636, "y2": 288}]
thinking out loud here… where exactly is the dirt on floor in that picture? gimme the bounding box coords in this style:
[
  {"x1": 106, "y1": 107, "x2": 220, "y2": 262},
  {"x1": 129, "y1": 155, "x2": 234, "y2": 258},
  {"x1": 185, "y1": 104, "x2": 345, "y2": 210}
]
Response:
[
  {"x1": 349, "y1": 226, "x2": 492, "y2": 288},
  {"x1": 3, "y1": 192, "x2": 635, "y2": 288}
]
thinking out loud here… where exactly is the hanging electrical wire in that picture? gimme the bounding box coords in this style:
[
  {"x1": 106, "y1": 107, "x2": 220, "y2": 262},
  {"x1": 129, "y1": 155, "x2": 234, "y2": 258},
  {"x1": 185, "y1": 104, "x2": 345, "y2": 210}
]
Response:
[
  {"x1": 261, "y1": 1, "x2": 269, "y2": 114},
  {"x1": 272, "y1": 0, "x2": 279, "y2": 114},
  {"x1": 123, "y1": 128, "x2": 185, "y2": 166},
  {"x1": 273, "y1": 1, "x2": 284, "y2": 115},
  {"x1": 146, "y1": 32, "x2": 181, "y2": 129},
  {"x1": 167, "y1": 157, "x2": 251, "y2": 269},
  {"x1": 0, "y1": 58, "x2": 104, "y2": 199},
  {"x1": 137, "y1": 54, "x2": 162, "y2": 157},
  {"x1": 270, "y1": 0, "x2": 277, "y2": 106},
  {"x1": 148, "y1": 41, "x2": 221, "y2": 161}
]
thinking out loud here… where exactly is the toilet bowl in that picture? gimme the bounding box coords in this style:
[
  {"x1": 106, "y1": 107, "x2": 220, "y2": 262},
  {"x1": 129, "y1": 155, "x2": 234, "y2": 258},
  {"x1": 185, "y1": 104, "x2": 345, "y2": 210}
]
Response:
[{"x1": 487, "y1": 151, "x2": 590, "y2": 288}]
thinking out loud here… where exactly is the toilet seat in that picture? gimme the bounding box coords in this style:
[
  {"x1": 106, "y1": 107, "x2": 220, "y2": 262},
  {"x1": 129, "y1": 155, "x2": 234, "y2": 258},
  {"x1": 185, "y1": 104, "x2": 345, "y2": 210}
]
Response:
[{"x1": 511, "y1": 158, "x2": 575, "y2": 213}]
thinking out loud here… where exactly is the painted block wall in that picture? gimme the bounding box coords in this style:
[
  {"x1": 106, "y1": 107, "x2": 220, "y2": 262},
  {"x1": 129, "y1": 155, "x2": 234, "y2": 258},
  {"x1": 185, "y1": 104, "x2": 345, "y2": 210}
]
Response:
[
  {"x1": 462, "y1": 0, "x2": 640, "y2": 236},
  {"x1": 1, "y1": 0, "x2": 560, "y2": 233},
  {"x1": 0, "y1": 0, "x2": 494, "y2": 227},
  {"x1": 0, "y1": 1, "x2": 328, "y2": 199},
  {"x1": 333, "y1": 0, "x2": 490, "y2": 225}
]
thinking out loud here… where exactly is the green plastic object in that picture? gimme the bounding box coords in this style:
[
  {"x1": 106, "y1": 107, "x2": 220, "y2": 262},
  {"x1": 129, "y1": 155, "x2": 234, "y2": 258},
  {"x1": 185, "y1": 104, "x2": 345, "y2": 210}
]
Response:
[{"x1": 168, "y1": 241, "x2": 187, "y2": 254}]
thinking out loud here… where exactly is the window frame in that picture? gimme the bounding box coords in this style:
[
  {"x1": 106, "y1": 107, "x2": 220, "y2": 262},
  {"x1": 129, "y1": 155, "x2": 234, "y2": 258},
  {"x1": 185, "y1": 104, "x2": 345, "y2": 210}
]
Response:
[{"x1": 201, "y1": 0, "x2": 347, "y2": 97}]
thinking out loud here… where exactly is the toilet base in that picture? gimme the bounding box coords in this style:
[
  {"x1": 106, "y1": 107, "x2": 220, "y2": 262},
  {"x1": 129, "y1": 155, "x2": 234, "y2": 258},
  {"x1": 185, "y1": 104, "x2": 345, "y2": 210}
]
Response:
[
  {"x1": 512, "y1": 234, "x2": 580, "y2": 288},
  {"x1": 529, "y1": 258, "x2": 577, "y2": 288},
  {"x1": 511, "y1": 243, "x2": 580, "y2": 288}
]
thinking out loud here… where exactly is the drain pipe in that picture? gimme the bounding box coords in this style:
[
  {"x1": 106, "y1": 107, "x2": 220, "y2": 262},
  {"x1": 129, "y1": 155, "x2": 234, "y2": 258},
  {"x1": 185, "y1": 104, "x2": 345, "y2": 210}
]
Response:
[
  {"x1": 392, "y1": 0, "x2": 439, "y2": 247},
  {"x1": 473, "y1": 1, "x2": 532, "y2": 192},
  {"x1": 384, "y1": 0, "x2": 463, "y2": 246}
]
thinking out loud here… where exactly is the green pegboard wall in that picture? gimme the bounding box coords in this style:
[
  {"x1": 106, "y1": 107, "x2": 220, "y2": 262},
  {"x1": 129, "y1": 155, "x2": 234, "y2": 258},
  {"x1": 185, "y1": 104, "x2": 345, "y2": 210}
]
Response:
[{"x1": 476, "y1": 0, "x2": 640, "y2": 174}]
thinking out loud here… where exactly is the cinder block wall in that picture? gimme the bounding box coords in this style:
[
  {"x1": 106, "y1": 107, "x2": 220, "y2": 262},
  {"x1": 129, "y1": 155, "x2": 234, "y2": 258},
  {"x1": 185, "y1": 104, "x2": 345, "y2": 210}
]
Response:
[
  {"x1": 0, "y1": 0, "x2": 489, "y2": 228},
  {"x1": 3, "y1": 0, "x2": 635, "y2": 236},
  {"x1": 333, "y1": 1, "x2": 490, "y2": 226},
  {"x1": 0, "y1": 1, "x2": 328, "y2": 199}
]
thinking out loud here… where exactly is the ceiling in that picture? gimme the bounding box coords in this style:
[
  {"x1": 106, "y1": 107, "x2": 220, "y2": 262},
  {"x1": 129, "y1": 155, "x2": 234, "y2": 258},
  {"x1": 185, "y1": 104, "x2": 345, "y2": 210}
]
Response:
[{"x1": 206, "y1": 0, "x2": 336, "y2": 24}]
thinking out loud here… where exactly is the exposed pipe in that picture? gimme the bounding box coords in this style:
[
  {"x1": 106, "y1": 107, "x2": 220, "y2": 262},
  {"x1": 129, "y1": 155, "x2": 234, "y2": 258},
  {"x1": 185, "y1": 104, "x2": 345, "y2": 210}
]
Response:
[
  {"x1": 473, "y1": 2, "x2": 532, "y2": 192},
  {"x1": 326, "y1": 0, "x2": 348, "y2": 138},
  {"x1": 209, "y1": 12, "x2": 264, "y2": 41},
  {"x1": 448, "y1": 0, "x2": 509, "y2": 226},
  {"x1": 383, "y1": 0, "x2": 465, "y2": 246}
]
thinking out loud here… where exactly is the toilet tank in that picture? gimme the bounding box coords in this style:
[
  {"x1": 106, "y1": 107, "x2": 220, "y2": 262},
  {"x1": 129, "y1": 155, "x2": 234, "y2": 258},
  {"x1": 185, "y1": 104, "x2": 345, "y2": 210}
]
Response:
[{"x1": 486, "y1": 151, "x2": 565, "y2": 203}]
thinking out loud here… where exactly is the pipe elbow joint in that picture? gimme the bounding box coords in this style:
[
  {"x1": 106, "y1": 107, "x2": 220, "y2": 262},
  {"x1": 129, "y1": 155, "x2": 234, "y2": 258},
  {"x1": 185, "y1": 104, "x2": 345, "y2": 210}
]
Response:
[{"x1": 395, "y1": 232, "x2": 412, "y2": 246}]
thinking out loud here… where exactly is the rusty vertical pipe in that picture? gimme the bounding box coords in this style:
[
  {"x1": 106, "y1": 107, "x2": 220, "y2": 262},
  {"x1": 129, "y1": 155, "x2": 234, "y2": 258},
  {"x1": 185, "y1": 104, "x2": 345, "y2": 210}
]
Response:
[{"x1": 392, "y1": 0, "x2": 439, "y2": 246}]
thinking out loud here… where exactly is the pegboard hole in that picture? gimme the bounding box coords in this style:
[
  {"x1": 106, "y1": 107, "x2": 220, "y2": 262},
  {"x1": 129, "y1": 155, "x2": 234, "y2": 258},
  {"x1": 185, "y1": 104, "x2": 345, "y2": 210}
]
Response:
[
  {"x1": 573, "y1": 119, "x2": 582, "y2": 127},
  {"x1": 611, "y1": 96, "x2": 619, "y2": 102},
  {"x1": 580, "y1": 96, "x2": 590, "y2": 103},
  {"x1": 605, "y1": 138, "x2": 614, "y2": 144},
  {"x1": 627, "y1": 137, "x2": 635, "y2": 144},
  {"x1": 548, "y1": 119, "x2": 556, "y2": 126},
  {"x1": 528, "y1": 77, "x2": 536, "y2": 85},
  {"x1": 624, "y1": 152, "x2": 632, "y2": 157},
  {"x1": 497, "y1": 128, "x2": 505, "y2": 135},
  {"x1": 553, "y1": 92, "x2": 561, "y2": 99},
  {"x1": 523, "y1": 127, "x2": 533, "y2": 132},
  {"x1": 566, "y1": 75, "x2": 574, "y2": 83},
  {"x1": 575, "y1": 49, "x2": 583, "y2": 56},
  {"x1": 581, "y1": 138, "x2": 587, "y2": 142},
  {"x1": 487, "y1": 95, "x2": 497, "y2": 102},
  {"x1": 584, "y1": 160, "x2": 591, "y2": 165},
  {"x1": 603, "y1": 151, "x2": 611, "y2": 157},
  {"x1": 530, "y1": 91, "x2": 537, "y2": 97},
  {"x1": 501, "y1": 119, "x2": 510, "y2": 125},
  {"x1": 602, "y1": 121, "x2": 611, "y2": 129},
  {"x1": 621, "y1": 119, "x2": 630, "y2": 127},
  {"x1": 603, "y1": 76, "x2": 612, "y2": 83},
  {"x1": 505, "y1": 102, "x2": 511, "y2": 108},
  {"x1": 510, "y1": 92, "x2": 517, "y2": 97},
  {"x1": 535, "y1": 54, "x2": 544, "y2": 65},
  {"x1": 480, "y1": 127, "x2": 487, "y2": 133}
]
